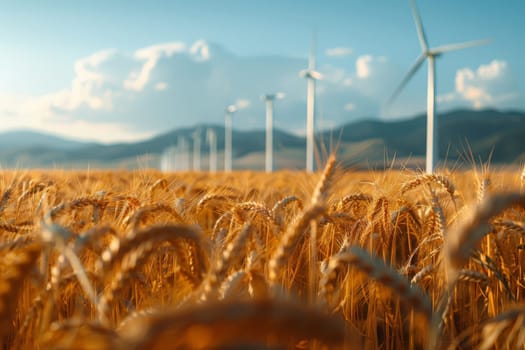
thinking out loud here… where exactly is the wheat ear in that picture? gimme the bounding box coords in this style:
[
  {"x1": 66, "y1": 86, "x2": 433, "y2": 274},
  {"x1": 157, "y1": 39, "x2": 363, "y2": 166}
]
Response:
[
  {"x1": 200, "y1": 222, "x2": 252, "y2": 301},
  {"x1": 97, "y1": 224, "x2": 203, "y2": 276},
  {"x1": 117, "y1": 299, "x2": 345, "y2": 349},
  {"x1": 272, "y1": 195, "x2": 303, "y2": 227},
  {"x1": 479, "y1": 306, "x2": 525, "y2": 350},
  {"x1": 0, "y1": 184, "x2": 14, "y2": 214},
  {"x1": 123, "y1": 203, "x2": 185, "y2": 230},
  {"x1": 46, "y1": 197, "x2": 106, "y2": 222},
  {"x1": 232, "y1": 201, "x2": 273, "y2": 224},
  {"x1": 444, "y1": 192, "x2": 525, "y2": 277},
  {"x1": 311, "y1": 154, "x2": 337, "y2": 205},
  {"x1": 320, "y1": 246, "x2": 432, "y2": 321},
  {"x1": 401, "y1": 173, "x2": 455, "y2": 199},
  {"x1": 268, "y1": 204, "x2": 325, "y2": 285}
]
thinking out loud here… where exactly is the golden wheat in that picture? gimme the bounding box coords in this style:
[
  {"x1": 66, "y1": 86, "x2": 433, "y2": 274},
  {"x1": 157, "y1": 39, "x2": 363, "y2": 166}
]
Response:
[{"x1": 0, "y1": 165, "x2": 524, "y2": 349}]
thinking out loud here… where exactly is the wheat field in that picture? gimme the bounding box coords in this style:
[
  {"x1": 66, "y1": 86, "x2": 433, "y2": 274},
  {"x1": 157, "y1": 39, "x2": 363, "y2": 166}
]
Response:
[{"x1": 1, "y1": 159, "x2": 524, "y2": 349}]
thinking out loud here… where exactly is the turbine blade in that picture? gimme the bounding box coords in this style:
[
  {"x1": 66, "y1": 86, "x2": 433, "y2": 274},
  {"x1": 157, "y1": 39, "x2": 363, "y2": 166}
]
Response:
[
  {"x1": 388, "y1": 53, "x2": 426, "y2": 104},
  {"x1": 431, "y1": 38, "x2": 491, "y2": 54},
  {"x1": 310, "y1": 70, "x2": 323, "y2": 80},
  {"x1": 309, "y1": 31, "x2": 317, "y2": 70},
  {"x1": 410, "y1": 0, "x2": 429, "y2": 52}
]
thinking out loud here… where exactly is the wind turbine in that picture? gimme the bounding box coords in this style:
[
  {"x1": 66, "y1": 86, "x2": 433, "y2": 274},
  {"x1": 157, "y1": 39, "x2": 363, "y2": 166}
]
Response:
[
  {"x1": 177, "y1": 136, "x2": 189, "y2": 171},
  {"x1": 261, "y1": 92, "x2": 285, "y2": 173},
  {"x1": 192, "y1": 128, "x2": 201, "y2": 171},
  {"x1": 299, "y1": 33, "x2": 322, "y2": 173},
  {"x1": 224, "y1": 105, "x2": 237, "y2": 172},
  {"x1": 390, "y1": 0, "x2": 489, "y2": 173},
  {"x1": 206, "y1": 128, "x2": 217, "y2": 173}
]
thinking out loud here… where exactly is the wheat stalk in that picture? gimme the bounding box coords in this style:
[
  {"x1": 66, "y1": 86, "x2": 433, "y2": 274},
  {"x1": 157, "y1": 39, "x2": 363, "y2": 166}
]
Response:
[
  {"x1": 0, "y1": 242, "x2": 41, "y2": 339},
  {"x1": 401, "y1": 173, "x2": 455, "y2": 199}
]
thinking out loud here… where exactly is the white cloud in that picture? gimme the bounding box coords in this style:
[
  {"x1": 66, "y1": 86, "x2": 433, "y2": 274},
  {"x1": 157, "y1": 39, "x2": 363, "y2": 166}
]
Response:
[
  {"x1": 124, "y1": 42, "x2": 186, "y2": 91},
  {"x1": 37, "y1": 120, "x2": 155, "y2": 143},
  {"x1": 74, "y1": 49, "x2": 116, "y2": 84},
  {"x1": 356, "y1": 55, "x2": 372, "y2": 79},
  {"x1": 155, "y1": 82, "x2": 168, "y2": 91},
  {"x1": 344, "y1": 103, "x2": 356, "y2": 111},
  {"x1": 454, "y1": 60, "x2": 515, "y2": 109},
  {"x1": 0, "y1": 92, "x2": 153, "y2": 143},
  {"x1": 325, "y1": 47, "x2": 353, "y2": 57},
  {"x1": 45, "y1": 49, "x2": 121, "y2": 112},
  {"x1": 235, "y1": 98, "x2": 251, "y2": 110},
  {"x1": 356, "y1": 55, "x2": 387, "y2": 79},
  {"x1": 0, "y1": 41, "x2": 461, "y2": 143},
  {"x1": 190, "y1": 40, "x2": 211, "y2": 61}
]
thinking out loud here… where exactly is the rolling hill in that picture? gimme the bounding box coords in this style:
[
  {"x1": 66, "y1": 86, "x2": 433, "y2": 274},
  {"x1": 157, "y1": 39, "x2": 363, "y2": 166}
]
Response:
[{"x1": 0, "y1": 109, "x2": 523, "y2": 169}]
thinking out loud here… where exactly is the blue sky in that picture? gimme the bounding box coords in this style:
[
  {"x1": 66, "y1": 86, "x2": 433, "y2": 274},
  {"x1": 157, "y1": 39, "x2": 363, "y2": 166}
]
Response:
[{"x1": 0, "y1": 0, "x2": 523, "y2": 142}]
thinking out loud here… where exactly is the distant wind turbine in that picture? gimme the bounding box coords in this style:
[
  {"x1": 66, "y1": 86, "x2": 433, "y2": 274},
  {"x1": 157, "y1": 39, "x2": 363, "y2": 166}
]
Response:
[
  {"x1": 206, "y1": 128, "x2": 217, "y2": 173},
  {"x1": 299, "y1": 33, "x2": 322, "y2": 173},
  {"x1": 177, "y1": 136, "x2": 190, "y2": 171},
  {"x1": 192, "y1": 128, "x2": 201, "y2": 171},
  {"x1": 261, "y1": 92, "x2": 285, "y2": 173},
  {"x1": 224, "y1": 105, "x2": 237, "y2": 172},
  {"x1": 390, "y1": 0, "x2": 489, "y2": 173},
  {"x1": 160, "y1": 146, "x2": 176, "y2": 172}
]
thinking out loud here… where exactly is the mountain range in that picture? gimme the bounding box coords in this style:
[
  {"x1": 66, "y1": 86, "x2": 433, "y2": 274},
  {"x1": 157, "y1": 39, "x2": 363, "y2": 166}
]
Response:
[{"x1": 0, "y1": 109, "x2": 524, "y2": 170}]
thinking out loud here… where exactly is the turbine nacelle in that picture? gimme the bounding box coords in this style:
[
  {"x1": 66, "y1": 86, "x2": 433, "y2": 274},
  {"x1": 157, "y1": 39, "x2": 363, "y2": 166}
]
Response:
[
  {"x1": 261, "y1": 92, "x2": 286, "y2": 101},
  {"x1": 225, "y1": 105, "x2": 237, "y2": 114},
  {"x1": 299, "y1": 69, "x2": 322, "y2": 80},
  {"x1": 425, "y1": 50, "x2": 442, "y2": 58}
]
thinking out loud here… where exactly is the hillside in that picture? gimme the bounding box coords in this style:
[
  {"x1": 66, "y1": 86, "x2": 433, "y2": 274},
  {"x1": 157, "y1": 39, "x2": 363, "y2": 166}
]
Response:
[
  {"x1": 0, "y1": 109, "x2": 523, "y2": 169},
  {"x1": 329, "y1": 109, "x2": 525, "y2": 166}
]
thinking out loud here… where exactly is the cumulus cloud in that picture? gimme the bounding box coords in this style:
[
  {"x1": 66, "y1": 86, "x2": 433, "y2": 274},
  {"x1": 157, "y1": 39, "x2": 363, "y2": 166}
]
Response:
[
  {"x1": 433, "y1": 59, "x2": 524, "y2": 112},
  {"x1": 0, "y1": 40, "x2": 430, "y2": 142},
  {"x1": 124, "y1": 42, "x2": 186, "y2": 91},
  {"x1": 356, "y1": 55, "x2": 387, "y2": 79},
  {"x1": 234, "y1": 99, "x2": 251, "y2": 110},
  {"x1": 351, "y1": 55, "x2": 400, "y2": 101},
  {"x1": 325, "y1": 47, "x2": 353, "y2": 57},
  {"x1": 454, "y1": 60, "x2": 516, "y2": 109},
  {"x1": 46, "y1": 49, "x2": 122, "y2": 112},
  {"x1": 190, "y1": 40, "x2": 211, "y2": 61}
]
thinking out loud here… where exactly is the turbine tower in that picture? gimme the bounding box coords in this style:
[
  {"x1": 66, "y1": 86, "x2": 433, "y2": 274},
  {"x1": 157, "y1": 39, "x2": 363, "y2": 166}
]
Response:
[
  {"x1": 224, "y1": 105, "x2": 237, "y2": 172},
  {"x1": 299, "y1": 33, "x2": 322, "y2": 173},
  {"x1": 192, "y1": 128, "x2": 201, "y2": 171},
  {"x1": 390, "y1": 0, "x2": 489, "y2": 173},
  {"x1": 261, "y1": 92, "x2": 285, "y2": 173},
  {"x1": 206, "y1": 128, "x2": 217, "y2": 173},
  {"x1": 177, "y1": 136, "x2": 189, "y2": 171}
]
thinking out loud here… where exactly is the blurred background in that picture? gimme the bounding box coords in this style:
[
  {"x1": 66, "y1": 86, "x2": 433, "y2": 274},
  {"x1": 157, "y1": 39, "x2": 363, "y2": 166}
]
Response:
[{"x1": 0, "y1": 0, "x2": 523, "y2": 170}]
